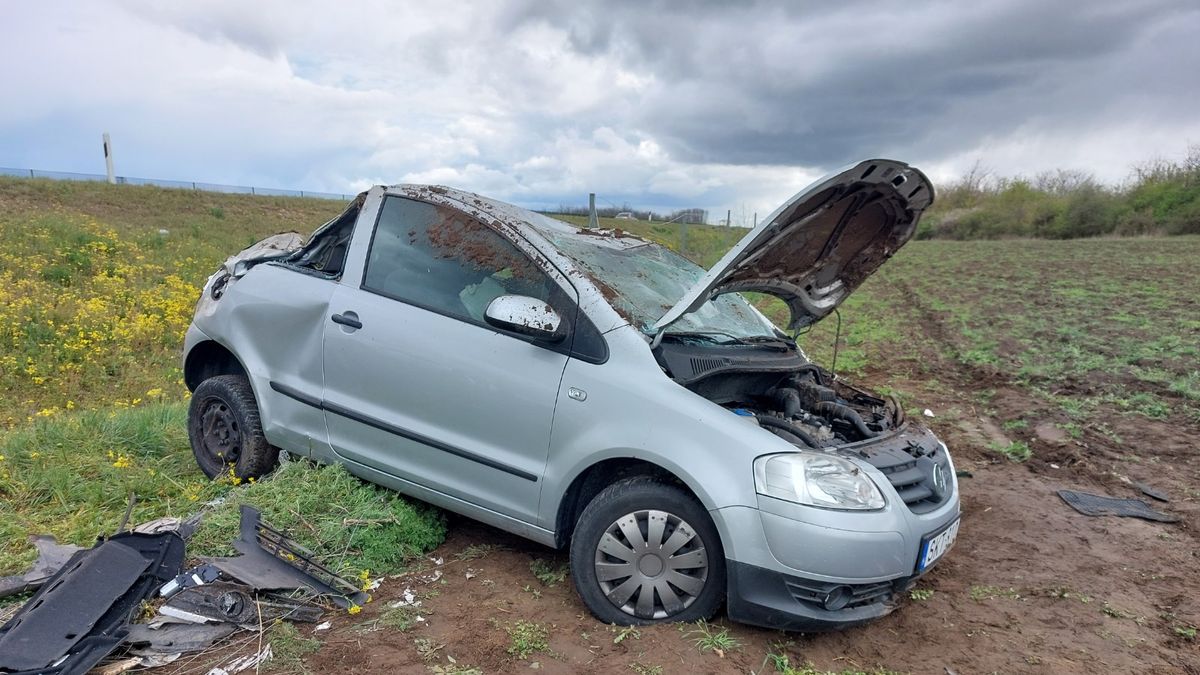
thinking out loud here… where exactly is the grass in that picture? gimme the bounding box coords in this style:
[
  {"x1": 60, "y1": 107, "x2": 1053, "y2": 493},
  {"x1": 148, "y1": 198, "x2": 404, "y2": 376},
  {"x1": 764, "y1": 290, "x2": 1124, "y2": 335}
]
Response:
[
  {"x1": 0, "y1": 402, "x2": 445, "y2": 577},
  {"x1": 909, "y1": 589, "x2": 934, "y2": 602},
  {"x1": 685, "y1": 620, "x2": 741, "y2": 656},
  {"x1": 267, "y1": 620, "x2": 323, "y2": 674},
  {"x1": 0, "y1": 177, "x2": 343, "y2": 427},
  {"x1": 529, "y1": 558, "x2": 569, "y2": 586},
  {"x1": 505, "y1": 620, "x2": 550, "y2": 659},
  {"x1": 990, "y1": 440, "x2": 1033, "y2": 463},
  {"x1": 970, "y1": 585, "x2": 1022, "y2": 601},
  {"x1": 767, "y1": 653, "x2": 904, "y2": 675}
]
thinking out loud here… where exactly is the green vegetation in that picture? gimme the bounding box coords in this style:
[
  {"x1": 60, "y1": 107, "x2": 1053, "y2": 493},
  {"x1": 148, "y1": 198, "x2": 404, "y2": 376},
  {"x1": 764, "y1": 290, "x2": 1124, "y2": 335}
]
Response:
[
  {"x1": 990, "y1": 440, "x2": 1033, "y2": 463},
  {"x1": 0, "y1": 176, "x2": 343, "y2": 426},
  {"x1": 188, "y1": 461, "x2": 446, "y2": 577},
  {"x1": 767, "y1": 653, "x2": 904, "y2": 675},
  {"x1": 920, "y1": 147, "x2": 1200, "y2": 239},
  {"x1": 529, "y1": 557, "x2": 569, "y2": 586},
  {"x1": 909, "y1": 588, "x2": 934, "y2": 602},
  {"x1": 970, "y1": 586, "x2": 1022, "y2": 601},
  {"x1": 267, "y1": 620, "x2": 323, "y2": 674},
  {"x1": 685, "y1": 620, "x2": 741, "y2": 655},
  {"x1": 505, "y1": 620, "x2": 551, "y2": 659}
]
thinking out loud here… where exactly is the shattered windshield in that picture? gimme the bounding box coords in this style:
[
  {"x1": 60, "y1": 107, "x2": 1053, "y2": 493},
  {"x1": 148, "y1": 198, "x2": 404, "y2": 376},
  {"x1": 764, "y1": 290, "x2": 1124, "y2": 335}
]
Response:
[{"x1": 547, "y1": 233, "x2": 779, "y2": 339}]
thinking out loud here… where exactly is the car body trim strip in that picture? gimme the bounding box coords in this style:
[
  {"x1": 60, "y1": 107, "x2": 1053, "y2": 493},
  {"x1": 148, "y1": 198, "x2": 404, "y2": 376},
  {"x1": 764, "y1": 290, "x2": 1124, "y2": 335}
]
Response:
[{"x1": 269, "y1": 381, "x2": 538, "y2": 482}]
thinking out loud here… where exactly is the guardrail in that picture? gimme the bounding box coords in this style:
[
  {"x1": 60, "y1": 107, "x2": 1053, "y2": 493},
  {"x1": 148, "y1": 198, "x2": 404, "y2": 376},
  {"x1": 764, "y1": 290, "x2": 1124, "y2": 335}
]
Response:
[{"x1": 0, "y1": 166, "x2": 353, "y2": 201}]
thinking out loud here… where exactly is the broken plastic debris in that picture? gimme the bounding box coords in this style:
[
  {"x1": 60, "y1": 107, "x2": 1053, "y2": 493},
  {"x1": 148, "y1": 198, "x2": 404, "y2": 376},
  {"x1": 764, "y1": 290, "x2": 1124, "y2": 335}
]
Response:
[
  {"x1": 314, "y1": 621, "x2": 332, "y2": 632},
  {"x1": 923, "y1": 408, "x2": 935, "y2": 418},
  {"x1": 206, "y1": 644, "x2": 273, "y2": 675}
]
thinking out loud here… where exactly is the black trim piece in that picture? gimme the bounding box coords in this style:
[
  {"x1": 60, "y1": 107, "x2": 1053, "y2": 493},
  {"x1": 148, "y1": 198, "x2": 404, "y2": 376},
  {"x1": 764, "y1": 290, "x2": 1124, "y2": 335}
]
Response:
[
  {"x1": 268, "y1": 381, "x2": 537, "y2": 482},
  {"x1": 270, "y1": 381, "x2": 321, "y2": 408}
]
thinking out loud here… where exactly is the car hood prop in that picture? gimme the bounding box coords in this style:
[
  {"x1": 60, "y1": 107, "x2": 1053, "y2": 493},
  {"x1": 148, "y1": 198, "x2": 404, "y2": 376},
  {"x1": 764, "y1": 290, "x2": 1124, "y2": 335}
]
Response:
[{"x1": 653, "y1": 159, "x2": 933, "y2": 334}]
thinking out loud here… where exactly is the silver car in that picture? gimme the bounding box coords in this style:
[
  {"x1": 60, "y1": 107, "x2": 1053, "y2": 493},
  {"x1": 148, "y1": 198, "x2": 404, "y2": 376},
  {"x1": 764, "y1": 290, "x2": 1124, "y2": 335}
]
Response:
[{"x1": 183, "y1": 158, "x2": 959, "y2": 630}]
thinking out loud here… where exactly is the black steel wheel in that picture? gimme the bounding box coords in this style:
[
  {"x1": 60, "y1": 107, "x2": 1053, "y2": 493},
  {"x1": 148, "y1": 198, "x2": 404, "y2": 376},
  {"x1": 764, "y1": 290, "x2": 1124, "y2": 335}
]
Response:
[{"x1": 188, "y1": 375, "x2": 278, "y2": 480}]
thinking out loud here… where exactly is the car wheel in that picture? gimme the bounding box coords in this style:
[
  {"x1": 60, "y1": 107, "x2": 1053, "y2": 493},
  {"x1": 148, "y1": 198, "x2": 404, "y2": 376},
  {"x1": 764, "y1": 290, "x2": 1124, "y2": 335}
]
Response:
[
  {"x1": 188, "y1": 374, "x2": 279, "y2": 480},
  {"x1": 570, "y1": 476, "x2": 725, "y2": 625}
]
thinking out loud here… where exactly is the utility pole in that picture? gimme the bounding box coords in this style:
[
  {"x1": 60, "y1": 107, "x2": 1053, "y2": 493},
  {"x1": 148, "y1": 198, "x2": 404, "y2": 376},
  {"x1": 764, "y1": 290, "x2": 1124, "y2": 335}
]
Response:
[
  {"x1": 102, "y1": 132, "x2": 115, "y2": 184},
  {"x1": 753, "y1": 212, "x2": 757, "y2": 228},
  {"x1": 587, "y1": 192, "x2": 599, "y2": 229},
  {"x1": 726, "y1": 209, "x2": 731, "y2": 227}
]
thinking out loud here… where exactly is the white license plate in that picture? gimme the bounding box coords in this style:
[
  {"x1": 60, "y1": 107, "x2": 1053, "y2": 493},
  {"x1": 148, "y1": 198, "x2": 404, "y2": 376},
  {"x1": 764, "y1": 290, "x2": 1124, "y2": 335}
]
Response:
[{"x1": 917, "y1": 519, "x2": 959, "y2": 572}]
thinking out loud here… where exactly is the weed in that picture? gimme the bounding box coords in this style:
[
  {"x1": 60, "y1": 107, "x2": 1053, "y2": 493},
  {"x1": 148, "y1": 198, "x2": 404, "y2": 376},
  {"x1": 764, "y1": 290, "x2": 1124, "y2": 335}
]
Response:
[
  {"x1": 454, "y1": 543, "x2": 499, "y2": 561},
  {"x1": 909, "y1": 589, "x2": 934, "y2": 602},
  {"x1": 767, "y1": 653, "x2": 903, "y2": 675},
  {"x1": 686, "y1": 620, "x2": 740, "y2": 656},
  {"x1": 529, "y1": 558, "x2": 569, "y2": 586},
  {"x1": 1001, "y1": 419, "x2": 1028, "y2": 431},
  {"x1": 506, "y1": 620, "x2": 550, "y2": 659},
  {"x1": 413, "y1": 637, "x2": 445, "y2": 661},
  {"x1": 1175, "y1": 626, "x2": 1197, "y2": 640},
  {"x1": 187, "y1": 461, "x2": 446, "y2": 577},
  {"x1": 611, "y1": 625, "x2": 641, "y2": 644},
  {"x1": 970, "y1": 585, "x2": 1021, "y2": 601},
  {"x1": 989, "y1": 440, "x2": 1032, "y2": 463},
  {"x1": 522, "y1": 584, "x2": 542, "y2": 599},
  {"x1": 376, "y1": 604, "x2": 425, "y2": 631},
  {"x1": 268, "y1": 620, "x2": 322, "y2": 673},
  {"x1": 630, "y1": 664, "x2": 663, "y2": 675},
  {"x1": 209, "y1": 206, "x2": 225, "y2": 219}
]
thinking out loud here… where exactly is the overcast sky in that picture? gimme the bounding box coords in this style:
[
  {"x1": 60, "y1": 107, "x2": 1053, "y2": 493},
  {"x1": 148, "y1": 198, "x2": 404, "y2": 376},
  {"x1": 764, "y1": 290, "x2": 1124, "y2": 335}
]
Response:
[{"x1": 1, "y1": 1, "x2": 1197, "y2": 221}]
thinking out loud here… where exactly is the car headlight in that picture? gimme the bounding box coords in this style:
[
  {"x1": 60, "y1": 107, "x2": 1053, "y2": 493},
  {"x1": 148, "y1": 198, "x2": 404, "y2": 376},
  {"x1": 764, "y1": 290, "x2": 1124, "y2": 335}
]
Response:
[{"x1": 753, "y1": 452, "x2": 885, "y2": 510}]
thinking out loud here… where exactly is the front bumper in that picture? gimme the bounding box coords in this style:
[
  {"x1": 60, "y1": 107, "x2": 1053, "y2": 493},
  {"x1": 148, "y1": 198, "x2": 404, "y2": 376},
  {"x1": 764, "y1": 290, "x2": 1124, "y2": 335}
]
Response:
[
  {"x1": 713, "y1": 447, "x2": 960, "y2": 631},
  {"x1": 726, "y1": 559, "x2": 916, "y2": 631}
]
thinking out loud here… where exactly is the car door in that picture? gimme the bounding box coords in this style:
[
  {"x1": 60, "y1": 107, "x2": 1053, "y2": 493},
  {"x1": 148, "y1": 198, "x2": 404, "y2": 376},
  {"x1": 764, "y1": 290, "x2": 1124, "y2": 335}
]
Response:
[{"x1": 321, "y1": 194, "x2": 577, "y2": 524}]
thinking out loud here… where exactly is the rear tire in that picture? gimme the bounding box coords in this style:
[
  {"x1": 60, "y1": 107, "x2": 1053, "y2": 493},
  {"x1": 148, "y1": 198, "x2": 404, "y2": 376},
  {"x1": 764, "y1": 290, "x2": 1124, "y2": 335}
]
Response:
[
  {"x1": 569, "y1": 476, "x2": 725, "y2": 625},
  {"x1": 188, "y1": 374, "x2": 279, "y2": 480}
]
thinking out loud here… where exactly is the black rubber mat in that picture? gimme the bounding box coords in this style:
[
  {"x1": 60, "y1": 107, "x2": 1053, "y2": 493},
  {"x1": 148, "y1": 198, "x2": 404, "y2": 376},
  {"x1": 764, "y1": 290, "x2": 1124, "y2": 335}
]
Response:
[{"x1": 1057, "y1": 489, "x2": 1179, "y2": 523}]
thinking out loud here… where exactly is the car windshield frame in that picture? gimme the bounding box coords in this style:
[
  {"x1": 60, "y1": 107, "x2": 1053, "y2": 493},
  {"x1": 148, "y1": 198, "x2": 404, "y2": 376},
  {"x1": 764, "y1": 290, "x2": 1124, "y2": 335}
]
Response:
[{"x1": 544, "y1": 232, "x2": 781, "y2": 340}]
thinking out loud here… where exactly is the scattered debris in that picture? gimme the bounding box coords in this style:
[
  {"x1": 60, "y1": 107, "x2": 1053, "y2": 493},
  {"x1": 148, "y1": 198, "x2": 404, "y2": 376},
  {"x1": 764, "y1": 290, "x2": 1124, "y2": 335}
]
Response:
[
  {"x1": 205, "y1": 644, "x2": 273, "y2": 675},
  {"x1": 159, "y1": 562, "x2": 222, "y2": 598},
  {"x1": 0, "y1": 534, "x2": 83, "y2": 598},
  {"x1": 204, "y1": 505, "x2": 369, "y2": 609},
  {"x1": 923, "y1": 408, "x2": 935, "y2": 418},
  {"x1": 1057, "y1": 490, "x2": 1179, "y2": 523},
  {"x1": 125, "y1": 622, "x2": 238, "y2": 654},
  {"x1": 0, "y1": 504, "x2": 366, "y2": 674},
  {"x1": 0, "y1": 531, "x2": 184, "y2": 674},
  {"x1": 1135, "y1": 482, "x2": 1170, "y2": 503}
]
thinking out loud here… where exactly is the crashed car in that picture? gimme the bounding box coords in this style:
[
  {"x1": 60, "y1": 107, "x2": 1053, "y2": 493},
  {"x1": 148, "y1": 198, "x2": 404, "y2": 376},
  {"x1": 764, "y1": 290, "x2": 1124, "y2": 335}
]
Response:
[{"x1": 183, "y1": 158, "x2": 959, "y2": 630}]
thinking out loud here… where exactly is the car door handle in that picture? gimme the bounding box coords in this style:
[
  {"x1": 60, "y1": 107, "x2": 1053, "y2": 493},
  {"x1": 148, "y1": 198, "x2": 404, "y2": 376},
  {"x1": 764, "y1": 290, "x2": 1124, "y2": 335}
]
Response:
[{"x1": 331, "y1": 312, "x2": 362, "y2": 329}]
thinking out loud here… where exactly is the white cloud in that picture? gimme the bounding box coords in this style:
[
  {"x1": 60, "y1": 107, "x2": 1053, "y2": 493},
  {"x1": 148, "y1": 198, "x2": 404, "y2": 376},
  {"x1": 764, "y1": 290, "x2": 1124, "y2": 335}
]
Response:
[{"x1": 0, "y1": 0, "x2": 1196, "y2": 221}]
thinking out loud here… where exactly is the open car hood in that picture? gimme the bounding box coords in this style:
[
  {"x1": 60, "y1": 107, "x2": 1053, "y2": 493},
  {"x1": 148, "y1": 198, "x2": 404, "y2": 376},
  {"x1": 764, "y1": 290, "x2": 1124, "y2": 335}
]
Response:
[{"x1": 654, "y1": 159, "x2": 933, "y2": 333}]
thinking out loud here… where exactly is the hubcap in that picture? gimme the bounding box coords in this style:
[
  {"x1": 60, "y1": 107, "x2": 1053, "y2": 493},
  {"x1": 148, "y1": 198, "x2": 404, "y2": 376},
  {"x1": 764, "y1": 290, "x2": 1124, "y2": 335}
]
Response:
[
  {"x1": 594, "y1": 509, "x2": 708, "y2": 620},
  {"x1": 199, "y1": 398, "x2": 241, "y2": 468}
]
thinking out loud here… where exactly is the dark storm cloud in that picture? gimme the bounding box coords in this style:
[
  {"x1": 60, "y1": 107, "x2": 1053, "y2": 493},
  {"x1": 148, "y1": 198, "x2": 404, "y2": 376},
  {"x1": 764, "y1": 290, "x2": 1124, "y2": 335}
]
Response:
[{"x1": 503, "y1": 0, "x2": 1200, "y2": 169}]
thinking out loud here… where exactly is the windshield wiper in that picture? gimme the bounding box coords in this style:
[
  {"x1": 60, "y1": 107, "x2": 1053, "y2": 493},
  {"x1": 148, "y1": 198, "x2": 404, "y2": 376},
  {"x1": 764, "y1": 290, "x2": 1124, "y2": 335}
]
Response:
[
  {"x1": 731, "y1": 335, "x2": 794, "y2": 350},
  {"x1": 659, "y1": 331, "x2": 740, "y2": 344}
]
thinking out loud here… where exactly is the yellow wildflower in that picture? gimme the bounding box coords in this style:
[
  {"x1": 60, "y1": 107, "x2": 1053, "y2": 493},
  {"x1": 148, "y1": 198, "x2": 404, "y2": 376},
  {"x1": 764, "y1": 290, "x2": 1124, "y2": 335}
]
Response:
[{"x1": 347, "y1": 604, "x2": 362, "y2": 615}]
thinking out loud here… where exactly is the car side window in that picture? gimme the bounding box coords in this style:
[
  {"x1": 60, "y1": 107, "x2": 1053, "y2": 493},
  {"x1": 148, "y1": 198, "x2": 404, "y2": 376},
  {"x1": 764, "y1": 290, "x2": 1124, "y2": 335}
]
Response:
[{"x1": 363, "y1": 196, "x2": 560, "y2": 324}]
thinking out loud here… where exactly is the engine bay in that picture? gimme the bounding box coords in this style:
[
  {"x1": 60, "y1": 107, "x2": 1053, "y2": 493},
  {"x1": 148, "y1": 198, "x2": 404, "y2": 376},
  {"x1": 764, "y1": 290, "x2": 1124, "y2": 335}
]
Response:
[{"x1": 653, "y1": 339, "x2": 902, "y2": 449}]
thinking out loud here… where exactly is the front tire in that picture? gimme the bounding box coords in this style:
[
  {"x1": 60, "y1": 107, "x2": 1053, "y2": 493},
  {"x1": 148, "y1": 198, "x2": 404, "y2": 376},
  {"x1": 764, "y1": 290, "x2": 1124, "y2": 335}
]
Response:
[
  {"x1": 188, "y1": 374, "x2": 279, "y2": 480},
  {"x1": 569, "y1": 477, "x2": 725, "y2": 625}
]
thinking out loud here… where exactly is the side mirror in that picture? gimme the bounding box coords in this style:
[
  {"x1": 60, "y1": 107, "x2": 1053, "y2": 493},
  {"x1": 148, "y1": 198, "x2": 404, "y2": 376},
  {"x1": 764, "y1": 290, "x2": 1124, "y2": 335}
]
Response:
[{"x1": 484, "y1": 295, "x2": 566, "y2": 343}]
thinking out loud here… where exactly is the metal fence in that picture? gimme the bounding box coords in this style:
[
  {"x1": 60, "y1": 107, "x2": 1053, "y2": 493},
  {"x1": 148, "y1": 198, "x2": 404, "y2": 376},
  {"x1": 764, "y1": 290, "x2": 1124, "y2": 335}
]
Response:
[{"x1": 0, "y1": 166, "x2": 353, "y2": 201}]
